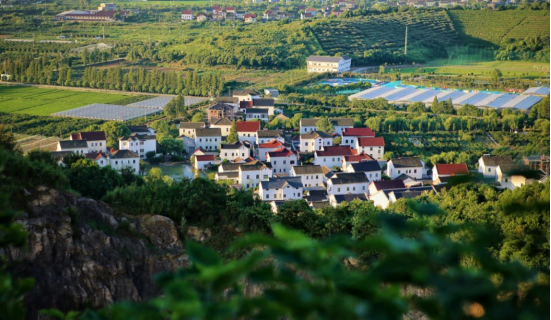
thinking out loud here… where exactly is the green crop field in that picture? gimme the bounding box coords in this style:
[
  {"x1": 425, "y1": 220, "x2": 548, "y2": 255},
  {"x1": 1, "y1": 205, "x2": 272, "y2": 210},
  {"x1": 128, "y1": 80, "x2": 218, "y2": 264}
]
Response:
[
  {"x1": 448, "y1": 9, "x2": 550, "y2": 46},
  {"x1": 0, "y1": 86, "x2": 131, "y2": 116}
]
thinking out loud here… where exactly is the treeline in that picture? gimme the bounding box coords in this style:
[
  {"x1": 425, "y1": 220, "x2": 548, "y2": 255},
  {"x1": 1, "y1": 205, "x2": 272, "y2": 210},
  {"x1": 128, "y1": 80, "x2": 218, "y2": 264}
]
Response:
[{"x1": 0, "y1": 55, "x2": 225, "y2": 96}]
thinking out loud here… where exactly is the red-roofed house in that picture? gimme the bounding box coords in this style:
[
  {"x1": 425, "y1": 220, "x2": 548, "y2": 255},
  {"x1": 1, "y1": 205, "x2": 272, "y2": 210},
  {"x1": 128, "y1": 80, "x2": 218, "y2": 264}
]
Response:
[
  {"x1": 70, "y1": 131, "x2": 107, "y2": 153},
  {"x1": 355, "y1": 137, "x2": 385, "y2": 160},
  {"x1": 341, "y1": 127, "x2": 375, "y2": 147},
  {"x1": 266, "y1": 147, "x2": 298, "y2": 174},
  {"x1": 194, "y1": 154, "x2": 217, "y2": 171},
  {"x1": 432, "y1": 163, "x2": 469, "y2": 182},
  {"x1": 225, "y1": 7, "x2": 236, "y2": 14},
  {"x1": 181, "y1": 10, "x2": 193, "y2": 20},
  {"x1": 306, "y1": 8, "x2": 318, "y2": 13},
  {"x1": 212, "y1": 6, "x2": 222, "y2": 14},
  {"x1": 341, "y1": 153, "x2": 374, "y2": 170},
  {"x1": 85, "y1": 152, "x2": 107, "y2": 167},
  {"x1": 236, "y1": 121, "x2": 261, "y2": 144},
  {"x1": 244, "y1": 13, "x2": 257, "y2": 23},
  {"x1": 258, "y1": 139, "x2": 286, "y2": 161},
  {"x1": 314, "y1": 146, "x2": 357, "y2": 168}
]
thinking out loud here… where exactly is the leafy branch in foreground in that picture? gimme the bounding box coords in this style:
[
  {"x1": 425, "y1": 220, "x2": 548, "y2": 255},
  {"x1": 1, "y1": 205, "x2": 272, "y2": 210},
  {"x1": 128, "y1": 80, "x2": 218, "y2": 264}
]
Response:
[{"x1": 78, "y1": 210, "x2": 548, "y2": 320}]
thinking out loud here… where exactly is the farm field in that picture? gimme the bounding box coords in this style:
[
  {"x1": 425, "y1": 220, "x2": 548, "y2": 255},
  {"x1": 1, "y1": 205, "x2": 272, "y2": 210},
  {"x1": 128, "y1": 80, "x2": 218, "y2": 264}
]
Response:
[
  {"x1": 0, "y1": 86, "x2": 132, "y2": 116},
  {"x1": 14, "y1": 134, "x2": 60, "y2": 154}
]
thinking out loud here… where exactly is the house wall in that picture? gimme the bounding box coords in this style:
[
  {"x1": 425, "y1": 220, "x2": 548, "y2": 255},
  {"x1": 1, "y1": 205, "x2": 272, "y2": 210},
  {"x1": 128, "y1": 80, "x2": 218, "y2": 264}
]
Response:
[
  {"x1": 119, "y1": 139, "x2": 156, "y2": 159},
  {"x1": 238, "y1": 167, "x2": 272, "y2": 190},
  {"x1": 326, "y1": 181, "x2": 369, "y2": 195},
  {"x1": 181, "y1": 13, "x2": 193, "y2": 20},
  {"x1": 291, "y1": 172, "x2": 324, "y2": 188},
  {"x1": 238, "y1": 132, "x2": 257, "y2": 144},
  {"x1": 334, "y1": 125, "x2": 352, "y2": 135},
  {"x1": 313, "y1": 155, "x2": 343, "y2": 169},
  {"x1": 179, "y1": 128, "x2": 197, "y2": 138},
  {"x1": 386, "y1": 162, "x2": 423, "y2": 180},
  {"x1": 86, "y1": 140, "x2": 106, "y2": 153},
  {"x1": 300, "y1": 137, "x2": 332, "y2": 152},
  {"x1": 257, "y1": 136, "x2": 285, "y2": 145},
  {"x1": 210, "y1": 125, "x2": 231, "y2": 137},
  {"x1": 195, "y1": 159, "x2": 215, "y2": 171},
  {"x1": 259, "y1": 185, "x2": 303, "y2": 201},
  {"x1": 221, "y1": 146, "x2": 250, "y2": 161},
  {"x1": 356, "y1": 145, "x2": 384, "y2": 160},
  {"x1": 109, "y1": 157, "x2": 139, "y2": 174},
  {"x1": 267, "y1": 154, "x2": 298, "y2": 174},
  {"x1": 257, "y1": 146, "x2": 280, "y2": 161},
  {"x1": 345, "y1": 165, "x2": 381, "y2": 182},
  {"x1": 300, "y1": 125, "x2": 316, "y2": 134},
  {"x1": 57, "y1": 145, "x2": 88, "y2": 155},
  {"x1": 94, "y1": 157, "x2": 107, "y2": 167},
  {"x1": 341, "y1": 136, "x2": 357, "y2": 147},
  {"x1": 195, "y1": 136, "x2": 221, "y2": 151},
  {"x1": 478, "y1": 158, "x2": 497, "y2": 178},
  {"x1": 370, "y1": 191, "x2": 390, "y2": 209}
]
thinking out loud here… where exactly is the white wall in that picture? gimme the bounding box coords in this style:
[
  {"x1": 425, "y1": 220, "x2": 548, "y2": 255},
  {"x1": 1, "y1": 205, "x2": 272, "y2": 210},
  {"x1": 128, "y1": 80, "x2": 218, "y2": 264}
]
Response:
[
  {"x1": 119, "y1": 139, "x2": 156, "y2": 159},
  {"x1": 356, "y1": 145, "x2": 384, "y2": 160},
  {"x1": 291, "y1": 172, "x2": 324, "y2": 188},
  {"x1": 238, "y1": 167, "x2": 272, "y2": 190},
  {"x1": 478, "y1": 158, "x2": 497, "y2": 178},
  {"x1": 86, "y1": 140, "x2": 106, "y2": 153},
  {"x1": 259, "y1": 185, "x2": 303, "y2": 201},
  {"x1": 386, "y1": 162, "x2": 423, "y2": 180},
  {"x1": 334, "y1": 125, "x2": 352, "y2": 135},
  {"x1": 370, "y1": 191, "x2": 390, "y2": 209},
  {"x1": 267, "y1": 154, "x2": 298, "y2": 174},
  {"x1": 300, "y1": 137, "x2": 332, "y2": 153},
  {"x1": 326, "y1": 181, "x2": 369, "y2": 195},
  {"x1": 195, "y1": 136, "x2": 221, "y2": 151},
  {"x1": 300, "y1": 125, "x2": 316, "y2": 134},
  {"x1": 180, "y1": 128, "x2": 197, "y2": 138},
  {"x1": 109, "y1": 157, "x2": 139, "y2": 174},
  {"x1": 221, "y1": 146, "x2": 250, "y2": 161},
  {"x1": 57, "y1": 144, "x2": 88, "y2": 155},
  {"x1": 210, "y1": 125, "x2": 231, "y2": 137},
  {"x1": 195, "y1": 159, "x2": 215, "y2": 171},
  {"x1": 257, "y1": 136, "x2": 285, "y2": 145},
  {"x1": 238, "y1": 132, "x2": 257, "y2": 144},
  {"x1": 314, "y1": 155, "x2": 343, "y2": 169}
]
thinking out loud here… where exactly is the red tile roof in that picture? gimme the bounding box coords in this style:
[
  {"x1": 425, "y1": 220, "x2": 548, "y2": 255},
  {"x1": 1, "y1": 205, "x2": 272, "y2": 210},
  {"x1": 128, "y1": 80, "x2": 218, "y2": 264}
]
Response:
[
  {"x1": 244, "y1": 13, "x2": 256, "y2": 18},
  {"x1": 315, "y1": 146, "x2": 357, "y2": 157},
  {"x1": 344, "y1": 153, "x2": 374, "y2": 162},
  {"x1": 71, "y1": 131, "x2": 106, "y2": 141},
  {"x1": 240, "y1": 101, "x2": 253, "y2": 109},
  {"x1": 196, "y1": 155, "x2": 215, "y2": 161},
  {"x1": 236, "y1": 121, "x2": 260, "y2": 132},
  {"x1": 267, "y1": 147, "x2": 294, "y2": 158},
  {"x1": 342, "y1": 128, "x2": 375, "y2": 137},
  {"x1": 357, "y1": 137, "x2": 385, "y2": 147},
  {"x1": 85, "y1": 152, "x2": 105, "y2": 161},
  {"x1": 259, "y1": 139, "x2": 284, "y2": 148},
  {"x1": 182, "y1": 10, "x2": 192, "y2": 14},
  {"x1": 435, "y1": 163, "x2": 469, "y2": 176},
  {"x1": 193, "y1": 147, "x2": 207, "y2": 155},
  {"x1": 225, "y1": 7, "x2": 235, "y2": 10}
]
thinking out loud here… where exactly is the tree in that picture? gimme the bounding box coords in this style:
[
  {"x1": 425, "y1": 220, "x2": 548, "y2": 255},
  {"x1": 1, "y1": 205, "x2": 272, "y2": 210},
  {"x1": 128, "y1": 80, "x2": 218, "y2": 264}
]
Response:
[
  {"x1": 101, "y1": 121, "x2": 130, "y2": 149},
  {"x1": 316, "y1": 117, "x2": 334, "y2": 134},
  {"x1": 227, "y1": 121, "x2": 239, "y2": 144},
  {"x1": 191, "y1": 111, "x2": 205, "y2": 122},
  {"x1": 406, "y1": 102, "x2": 426, "y2": 114},
  {"x1": 333, "y1": 136, "x2": 342, "y2": 145},
  {"x1": 490, "y1": 68, "x2": 503, "y2": 85},
  {"x1": 378, "y1": 65, "x2": 385, "y2": 74}
]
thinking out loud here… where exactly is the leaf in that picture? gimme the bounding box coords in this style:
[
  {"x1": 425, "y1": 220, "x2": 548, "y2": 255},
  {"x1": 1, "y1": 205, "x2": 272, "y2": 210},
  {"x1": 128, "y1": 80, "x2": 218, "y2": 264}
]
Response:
[{"x1": 186, "y1": 241, "x2": 222, "y2": 267}]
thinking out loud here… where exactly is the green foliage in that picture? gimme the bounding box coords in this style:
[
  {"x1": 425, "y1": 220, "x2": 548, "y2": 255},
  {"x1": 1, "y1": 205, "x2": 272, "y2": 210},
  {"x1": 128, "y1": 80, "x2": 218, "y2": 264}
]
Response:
[
  {"x1": 406, "y1": 101, "x2": 426, "y2": 114},
  {"x1": 226, "y1": 121, "x2": 239, "y2": 144},
  {"x1": 191, "y1": 111, "x2": 205, "y2": 123},
  {"x1": 68, "y1": 159, "x2": 124, "y2": 200},
  {"x1": 101, "y1": 121, "x2": 130, "y2": 150},
  {"x1": 315, "y1": 117, "x2": 334, "y2": 134}
]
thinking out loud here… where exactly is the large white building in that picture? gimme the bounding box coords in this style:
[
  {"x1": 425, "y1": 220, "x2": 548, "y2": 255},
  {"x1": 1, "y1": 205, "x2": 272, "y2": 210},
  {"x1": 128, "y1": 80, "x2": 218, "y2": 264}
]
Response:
[
  {"x1": 56, "y1": 140, "x2": 89, "y2": 155},
  {"x1": 108, "y1": 149, "x2": 140, "y2": 174},
  {"x1": 306, "y1": 55, "x2": 352, "y2": 73},
  {"x1": 340, "y1": 127, "x2": 375, "y2": 147},
  {"x1": 220, "y1": 141, "x2": 250, "y2": 161},
  {"x1": 386, "y1": 157, "x2": 424, "y2": 180},
  {"x1": 313, "y1": 146, "x2": 357, "y2": 169},
  {"x1": 300, "y1": 131, "x2": 333, "y2": 152},
  {"x1": 70, "y1": 131, "x2": 107, "y2": 153},
  {"x1": 181, "y1": 10, "x2": 193, "y2": 21},
  {"x1": 259, "y1": 176, "x2": 304, "y2": 201},
  {"x1": 290, "y1": 165, "x2": 325, "y2": 188},
  {"x1": 266, "y1": 147, "x2": 298, "y2": 175},
  {"x1": 236, "y1": 121, "x2": 261, "y2": 144},
  {"x1": 238, "y1": 161, "x2": 272, "y2": 190},
  {"x1": 478, "y1": 155, "x2": 514, "y2": 178},
  {"x1": 194, "y1": 128, "x2": 222, "y2": 151},
  {"x1": 299, "y1": 118, "x2": 354, "y2": 135},
  {"x1": 326, "y1": 172, "x2": 370, "y2": 195},
  {"x1": 118, "y1": 133, "x2": 156, "y2": 159},
  {"x1": 355, "y1": 137, "x2": 385, "y2": 160},
  {"x1": 179, "y1": 122, "x2": 206, "y2": 138}
]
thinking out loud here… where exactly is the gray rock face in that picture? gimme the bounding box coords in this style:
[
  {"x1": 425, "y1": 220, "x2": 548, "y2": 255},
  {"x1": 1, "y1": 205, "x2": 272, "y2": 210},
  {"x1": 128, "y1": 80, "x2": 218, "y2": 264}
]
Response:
[{"x1": 2, "y1": 188, "x2": 188, "y2": 319}]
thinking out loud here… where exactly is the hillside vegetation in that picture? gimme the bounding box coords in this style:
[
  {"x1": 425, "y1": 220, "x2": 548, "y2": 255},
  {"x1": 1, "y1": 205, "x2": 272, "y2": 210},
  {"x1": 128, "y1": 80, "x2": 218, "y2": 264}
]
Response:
[{"x1": 448, "y1": 9, "x2": 550, "y2": 46}]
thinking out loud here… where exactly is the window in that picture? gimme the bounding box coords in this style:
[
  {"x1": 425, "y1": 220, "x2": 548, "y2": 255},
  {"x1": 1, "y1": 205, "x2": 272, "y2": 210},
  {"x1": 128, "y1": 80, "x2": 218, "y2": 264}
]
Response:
[
  {"x1": 273, "y1": 161, "x2": 277, "y2": 165},
  {"x1": 115, "y1": 161, "x2": 118, "y2": 165},
  {"x1": 247, "y1": 175, "x2": 250, "y2": 179},
  {"x1": 488, "y1": 168, "x2": 491, "y2": 172},
  {"x1": 283, "y1": 160, "x2": 286, "y2": 165},
  {"x1": 338, "y1": 188, "x2": 341, "y2": 192},
  {"x1": 256, "y1": 175, "x2": 259, "y2": 179},
  {"x1": 414, "y1": 169, "x2": 417, "y2": 173},
  {"x1": 133, "y1": 160, "x2": 136, "y2": 164},
  {"x1": 266, "y1": 194, "x2": 269, "y2": 199},
  {"x1": 347, "y1": 187, "x2": 350, "y2": 191},
  {"x1": 505, "y1": 178, "x2": 508, "y2": 182},
  {"x1": 362, "y1": 186, "x2": 365, "y2": 190},
  {"x1": 398, "y1": 170, "x2": 401, "y2": 174},
  {"x1": 290, "y1": 160, "x2": 295, "y2": 165}
]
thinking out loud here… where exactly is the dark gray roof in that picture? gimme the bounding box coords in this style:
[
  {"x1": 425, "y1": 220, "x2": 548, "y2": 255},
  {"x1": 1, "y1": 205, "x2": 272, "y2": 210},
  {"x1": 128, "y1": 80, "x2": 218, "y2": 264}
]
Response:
[
  {"x1": 390, "y1": 157, "x2": 423, "y2": 168},
  {"x1": 110, "y1": 149, "x2": 140, "y2": 159},
  {"x1": 304, "y1": 189, "x2": 328, "y2": 202},
  {"x1": 58, "y1": 140, "x2": 88, "y2": 149},
  {"x1": 292, "y1": 165, "x2": 324, "y2": 175},
  {"x1": 349, "y1": 161, "x2": 381, "y2": 172},
  {"x1": 245, "y1": 108, "x2": 268, "y2": 114},
  {"x1": 498, "y1": 164, "x2": 530, "y2": 174},
  {"x1": 257, "y1": 130, "x2": 283, "y2": 138},
  {"x1": 221, "y1": 141, "x2": 246, "y2": 149},
  {"x1": 371, "y1": 180, "x2": 406, "y2": 190},
  {"x1": 307, "y1": 55, "x2": 351, "y2": 63},
  {"x1": 300, "y1": 118, "x2": 354, "y2": 127},
  {"x1": 300, "y1": 131, "x2": 333, "y2": 139},
  {"x1": 481, "y1": 155, "x2": 514, "y2": 167},
  {"x1": 253, "y1": 98, "x2": 275, "y2": 107},
  {"x1": 239, "y1": 161, "x2": 270, "y2": 171},
  {"x1": 395, "y1": 173, "x2": 416, "y2": 181},
  {"x1": 180, "y1": 122, "x2": 205, "y2": 129},
  {"x1": 196, "y1": 128, "x2": 221, "y2": 137},
  {"x1": 260, "y1": 176, "x2": 303, "y2": 189},
  {"x1": 212, "y1": 118, "x2": 232, "y2": 126},
  {"x1": 329, "y1": 172, "x2": 369, "y2": 185},
  {"x1": 220, "y1": 163, "x2": 241, "y2": 172},
  {"x1": 127, "y1": 125, "x2": 150, "y2": 133},
  {"x1": 208, "y1": 102, "x2": 234, "y2": 111},
  {"x1": 216, "y1": 171, "x2": 239, "y2": 179},
  {"x1": 233, "y1": 89, "x2": 260, "y2": 96},
  {"x1": 332, "y1": 193, "x2": 368, "y2": 204},
  {"x1": 120, "y1": 133, "x2": 156, "y2": 141},
  {"x1": 390, "y1": 190, "x2": 427, "y2": 200}
]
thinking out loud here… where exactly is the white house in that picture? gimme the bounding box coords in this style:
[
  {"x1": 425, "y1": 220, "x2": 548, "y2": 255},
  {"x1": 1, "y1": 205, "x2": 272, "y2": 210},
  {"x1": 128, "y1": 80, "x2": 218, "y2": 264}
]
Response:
[
  {"x1": 128, "y1": 125, "x2": 155, "y2": 136},
  {"x1": 108, "y1": 150, "x2": 140, "y2": 174},
  {"x1": 194, "y1": 154, "x2": 216, "y2": 171},
  {"x1": 371, "y1": 186, "x2": 436, "y2": 209},
  {"x1": 290, "y1": 165, "x2": 324, "y2": 188},
  {"x1": 194, "y1": 128, "x2": 222, "y2": 151},
  {"x1": 478, "y1": 155, "x2": 514, "y2": 178},
  {"x1": 236, "y1": 121, "x2": 261, "y2": 144},
  {"x1": 70, "y1": 131, "x2": 107, "y2": 153},
  {"x1": 259, "y1": 176, "x2": 304, "y2": 201},
  {"x1": 210, "y1": 118, "x2": 232, "y2": 137},
  {"x1": 299, "y1": 118, "x2": 354, "y2": 135},
  {"x1": 233, "y1": 89, "x2": 260, "y2": 102},
  {"x1": 179, "y1": 122, "x2": 206, "y2": 138},
  {"x1": 341, "y1": 153, "x2": 374, "y2": 171},
  {"x1": 341, "y1": 127, "x2": 375, "y2": 147},
  {"x1": 85, "y1": 152, "x2": 107, "y2": 167},
  {"x1": 345, "y1": 161, "x2": 382, "y2": 182},
  {"x1": 252, "y1": 98, "x2": 275, "y2": 116},
  {"x1": 496, "y1": 164, "x2": 538, "y2": 190},
  {"x1": 300, "y1": 131, "x2": 333, "y2": 152},
  {"x1": 256, "y1": 130, "x2": 285, "y2": 145},
  {"x1": 432, "y1": 163, "x2": 469, "y2": 182},
  {"x1": 181, "y1": 10, "x2": 193, "y2": 21},
  {"x1": 313, "y1": 146, "x2": 357, "y2": 169},
  {"x1": 220, "y1": 141, "x2": 250, "y2": 161},
  {"x1": 56, "y1": 140, "x2": 89, "y2": 155},
  {"x1": 326, "y1": 172, "x2": 370, "y2": 195},
  {"x1": 245, "y1": 108, "x2": 269, "y2": 121},
  {"x1": 368, "y1": 180, "x2": 407, "y2": 196},
  {"x1": 258, "y1": 139, "x2": 286, "y2": 161},
  {"x1": 238, "y1": 161, "x2": 272, "y2": 190},
  {"x1": 306, "y1": 55, "x2": 352, "y2": 73},
  {"x1": 355, "y1": 137, "x2": 385, "y2": 160},
  {"x1": 266, "y1": 147, "x2": 298, "y2": 175},
  {"x1": 118, "y1": 133, "x2": 156, "y2": 159},
  {"x1": 386, "y1": 157, "x2": 424, "y2": 180},
  {"x1": 328, "y1": 193, "x2": 368, "y2": 208}
]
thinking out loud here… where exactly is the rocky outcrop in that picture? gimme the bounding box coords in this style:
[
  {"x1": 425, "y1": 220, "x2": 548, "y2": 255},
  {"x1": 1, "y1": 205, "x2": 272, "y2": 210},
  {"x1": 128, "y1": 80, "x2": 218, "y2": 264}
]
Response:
[{"x1": 2, "y1": 188, "x2": 188, "y2": 319}]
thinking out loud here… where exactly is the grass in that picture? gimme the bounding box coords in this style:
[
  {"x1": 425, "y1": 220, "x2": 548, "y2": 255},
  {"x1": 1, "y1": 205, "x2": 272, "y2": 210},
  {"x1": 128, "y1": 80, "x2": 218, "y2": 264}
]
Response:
[{"x1": 0, "y1": 85, "x2": 132, "y2": 116}]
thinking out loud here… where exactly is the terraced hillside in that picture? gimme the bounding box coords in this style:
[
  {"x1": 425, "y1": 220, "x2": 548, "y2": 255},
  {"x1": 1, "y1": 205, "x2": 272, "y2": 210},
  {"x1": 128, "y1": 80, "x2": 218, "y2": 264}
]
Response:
[
  {"x1": 448, "y1": 9, "x2": 550, "y2": 46},
  {"x1": 309, "y1": 11, "x2": 459, "y2": 64}
]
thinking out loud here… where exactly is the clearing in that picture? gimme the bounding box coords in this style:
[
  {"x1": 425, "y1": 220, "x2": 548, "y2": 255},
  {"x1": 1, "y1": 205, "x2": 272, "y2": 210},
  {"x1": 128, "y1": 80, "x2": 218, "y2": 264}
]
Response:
[{"x1": 0, "y1": 85, "x2": 132, "y2": 116}]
